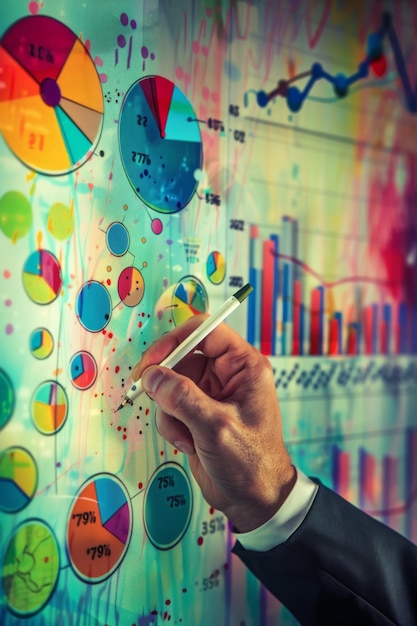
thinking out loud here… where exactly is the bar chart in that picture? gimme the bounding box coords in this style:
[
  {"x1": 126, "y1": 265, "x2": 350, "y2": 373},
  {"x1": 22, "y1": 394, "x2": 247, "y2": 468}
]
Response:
[
  {"x1": 289, "y1": 418, "x2": 417, "y2": 542},
  {"x1": 248, "y1": 219, "x2": 417, "y2": 358}
]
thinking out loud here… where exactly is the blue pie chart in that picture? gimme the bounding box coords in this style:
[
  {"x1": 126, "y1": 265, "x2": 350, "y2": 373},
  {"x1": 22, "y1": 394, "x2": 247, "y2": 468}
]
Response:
[
  {"x1": 119, "y1": 75, "x2": 202, "y2": 214},
  {"x1": 76, "y1": 280, "x2": 112, "y2": 332}
]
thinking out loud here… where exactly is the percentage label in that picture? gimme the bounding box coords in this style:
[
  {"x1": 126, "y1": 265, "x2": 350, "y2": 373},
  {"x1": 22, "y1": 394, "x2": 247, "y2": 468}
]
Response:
[
  {"x1": 29, "y1": 43, "x2": 54, "y2": 63},
  {"x1": 205, "y1": 192, "x2": 221, "y2": 206},
  {"x1": 72, "y1": 510, "x2": 97, "y2": 526},
  {"x1": 166, "y1": 494, "x2": 186, "y2": 508},
  {"x1": 158, "y1": 474, "x2": 175, "y2": 489},
  {"x1": 201, "y1": 515, "x2": 226, "y2": 536},
  {"x1": 86, "y1": 544, "x2": 111, "y2": 560},
  {"x1": 229, "y1": 104, "x2": 240, "y2": 117},
  {"x1": 200, "y1": 576, "x2": 220, "y2": 591},
  {"x1": 207, "y1": 117, "x2": 224, "y2": 132},
  {"x1": 131, "y1": 151, "x2": 151, "y2": 165}
]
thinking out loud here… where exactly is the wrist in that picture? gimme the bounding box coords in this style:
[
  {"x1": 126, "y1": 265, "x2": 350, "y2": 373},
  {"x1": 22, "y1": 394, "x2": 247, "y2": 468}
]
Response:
[{"x1": 227, "y1": 462, "x2": 297, "y2": 533}]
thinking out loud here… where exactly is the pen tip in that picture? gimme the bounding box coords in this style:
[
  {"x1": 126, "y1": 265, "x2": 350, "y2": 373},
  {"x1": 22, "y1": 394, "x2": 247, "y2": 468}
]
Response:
[{"x1": 234, "y1": 283, "x2": 254, "y2": 303}]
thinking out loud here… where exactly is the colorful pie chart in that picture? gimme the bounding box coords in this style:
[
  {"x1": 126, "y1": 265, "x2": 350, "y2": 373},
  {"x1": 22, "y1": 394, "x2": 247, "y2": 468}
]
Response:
[
  {"x1": 31, "y1": 380, "x2": 68, "y2": 434},
  {"x1": 117, "y1": 266, "x2": 145, "y2": 307},
  {"x1": 0, "y1": 15, "x2": 104, "y2": 174},
  {"x1": 207, "y1": 251, "x2": 226, "y2": 284},
  {"x1": 70, "y1": 351, "x2": 97, "y2": 390},
  {"x1": 22, "y1": 249, "x2": 62, "y2": 304},
  {"x1": 30, "y1": 327, "x2": 54, "y2": 359},
  {"x1": 119, "y1": 75, "x2": 202, "y2": 213},
  {"x1": 0, "y1": 447, "x2": 38, "y2": 513},
  {"x1": 67, "y1": 474, "x2": 132, "y2": 582},
  {"x1": 171, "y1": 276, "x2": 208, "y2": 326}
]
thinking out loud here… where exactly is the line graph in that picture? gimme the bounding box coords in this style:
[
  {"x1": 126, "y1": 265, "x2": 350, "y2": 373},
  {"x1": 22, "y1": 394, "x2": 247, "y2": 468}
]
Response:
[{"x1": 256, "y1": 12, "x2": 417, "y2": 114}]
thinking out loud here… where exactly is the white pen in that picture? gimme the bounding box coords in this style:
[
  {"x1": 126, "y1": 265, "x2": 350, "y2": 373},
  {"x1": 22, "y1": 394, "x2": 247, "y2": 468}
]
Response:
[{"x1": 116, "y1": 283, "x2": 254, "y2": 410}]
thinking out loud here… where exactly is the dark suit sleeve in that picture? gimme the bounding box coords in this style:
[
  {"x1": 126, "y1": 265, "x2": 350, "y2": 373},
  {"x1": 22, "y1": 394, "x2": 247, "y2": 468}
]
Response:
[{"x1": 232, "y1": 481, "x2": 417, "y2": 625}]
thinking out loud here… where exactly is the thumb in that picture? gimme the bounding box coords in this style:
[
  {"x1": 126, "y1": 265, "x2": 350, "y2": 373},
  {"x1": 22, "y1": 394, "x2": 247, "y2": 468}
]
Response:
[{"x1": 141, "y1": 365, "x2": 216, "y2": 449}]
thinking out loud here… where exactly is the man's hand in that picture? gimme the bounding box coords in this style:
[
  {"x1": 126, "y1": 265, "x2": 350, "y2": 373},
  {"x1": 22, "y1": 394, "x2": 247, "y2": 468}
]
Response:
[{"x1": 132, "y1": 316, "x2": 296, "y2": 532}]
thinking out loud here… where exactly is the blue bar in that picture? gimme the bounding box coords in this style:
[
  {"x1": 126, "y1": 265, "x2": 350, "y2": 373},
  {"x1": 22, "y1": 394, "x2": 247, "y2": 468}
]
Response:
[
  {"x1": 247, "y1": 267, "x2": 258, "y2": 345},
  {"x1": 281, "y1": 263, "x2": 290, "y2": 355},
  {"x1": 372, "y1": 304, "x2": 378, "y2": 354},
  {"x1": 383, "y1": 303, "x2": 392, "y2": 354},
  {"x1": 299, "y1": 303, "x2": 305, "y2": 356},
  {"x1": 282, "y1": 263, "x2": 290, "y2": 323}
]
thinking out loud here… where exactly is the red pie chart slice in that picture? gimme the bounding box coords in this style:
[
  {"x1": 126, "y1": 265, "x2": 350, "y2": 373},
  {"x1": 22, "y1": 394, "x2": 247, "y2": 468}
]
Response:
[
  {"x1": 141, "y1": 75, "x2": 174, "y2": 138},
  {"x1": 0, "y1": 47, "x2": 40, "y2": 102},
  {"x1": 70, "y1": 351, "x2": 97, "y2": 390},
  {"x1": 1, "y1": 15, "x2": 76, "y2": 84}
]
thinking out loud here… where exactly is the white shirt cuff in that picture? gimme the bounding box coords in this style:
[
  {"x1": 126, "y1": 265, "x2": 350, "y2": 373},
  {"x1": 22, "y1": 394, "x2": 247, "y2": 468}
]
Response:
[{"x1": 235, "y1": 469, "x2": 318, "y2": 552}]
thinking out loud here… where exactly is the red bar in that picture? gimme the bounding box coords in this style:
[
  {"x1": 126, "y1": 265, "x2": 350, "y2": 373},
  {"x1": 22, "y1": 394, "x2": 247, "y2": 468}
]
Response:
[
  {"x1": 292, "y1": 280, "x2": 301, "y2": 355},
  {"x1": 260, "y1": 240, "x2": 275, "y2": 355},
  {"x1": 364, "y1": 305, "x2": 373, "y2": 355},
  {"x1": 347, "y1": 324, "x2": 357, "y2": 355},
  {"x1": 309, "y1": 288, "x2": 321, "y2": 355},
  {"x1": 328, "y1": 316, "x2": 339, "y2": 355}
]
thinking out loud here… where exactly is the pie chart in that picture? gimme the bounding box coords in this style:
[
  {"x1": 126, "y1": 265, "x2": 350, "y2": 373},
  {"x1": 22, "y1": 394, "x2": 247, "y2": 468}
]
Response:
[
  {"x1": 69, "y1": 351, "x2": 97, "y2": 390},
  {"x1": 76, "y1": 280, "x2": 112, "y2": 332},
  {"x1": 30, "y1": 327, "x2": 54, "y2": 359},
  {"x1": 2, "y1": 520, "x2": 60, "y2": 616},
  {"x1": 0, "y1": 368, "x2": 15, "y2": 430},
  {"x1": 0, "y1": 447, "x2": 38, "y2": 513},
  {"x1": 31, "y1": 380, "x2": 68, "y2": 434},
  {"x1": 67, "y1": 474, "x2": 132, "y2": 582},
  {"x1": 119, "y1": 75, "x2": 203, "y2": 213},
  {"x1": 106, "y1": 222, "x2": 130, "y2": 257},
  {"x1": 144, "y1": 463, "x2": 193, "y2": 550},
  {"x1": 0, "y1": 15, "x2": 104, "y2": 174},
  {"x1": 117, "y1": 266, "x2": 145, "y2": 307},
  {"x1": 171, "y1": 276, "x2": 208, "y2": 326},
  {"x1": 22, "y1": 249, "x2": 62, "y2": 304},
  {"x1": 207, "y1": 250, "x2": 226, "y2": 284}
]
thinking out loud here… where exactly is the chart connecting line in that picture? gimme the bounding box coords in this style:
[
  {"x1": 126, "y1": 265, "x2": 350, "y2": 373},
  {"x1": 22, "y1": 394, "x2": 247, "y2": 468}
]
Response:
[{"x1": 257, "y1": 12, "x2": 417, "y2": 114}]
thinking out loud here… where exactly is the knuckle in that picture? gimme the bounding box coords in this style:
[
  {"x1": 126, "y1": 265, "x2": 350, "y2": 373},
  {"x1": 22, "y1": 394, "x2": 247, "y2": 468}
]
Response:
[{"x1": 170, "y1": 376, "x2": 197, "y2": 412}]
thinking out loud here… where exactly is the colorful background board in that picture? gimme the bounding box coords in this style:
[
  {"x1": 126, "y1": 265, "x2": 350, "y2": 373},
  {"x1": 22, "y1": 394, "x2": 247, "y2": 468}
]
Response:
[{"x1": 1, "y1": 1, "x2": 416, "y2": 624}]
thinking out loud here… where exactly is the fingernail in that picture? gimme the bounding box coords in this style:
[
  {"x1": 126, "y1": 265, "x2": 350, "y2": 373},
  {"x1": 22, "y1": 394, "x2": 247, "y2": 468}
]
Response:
[
  {"x1": 142, "y1": 367, "x2": 164, "y2": 395},
  {"x1": 174, "y1": 441, "x2": 195, "y2": 456}
]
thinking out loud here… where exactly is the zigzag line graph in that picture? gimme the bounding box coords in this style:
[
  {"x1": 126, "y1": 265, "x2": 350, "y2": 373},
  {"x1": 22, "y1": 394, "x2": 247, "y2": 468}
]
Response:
[{"x1": 257, "y1": 12, "x2": 417, "y2": 114}]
